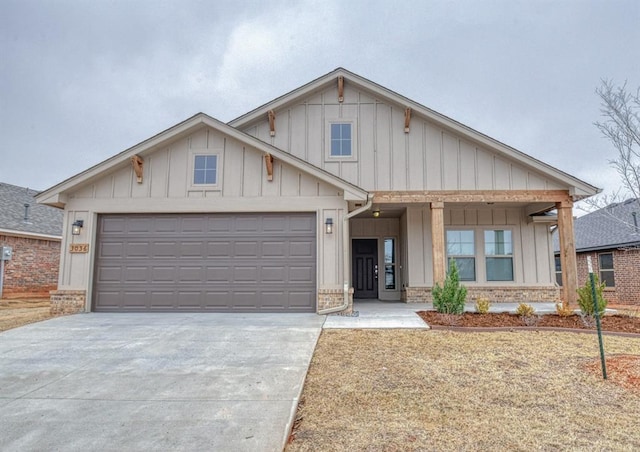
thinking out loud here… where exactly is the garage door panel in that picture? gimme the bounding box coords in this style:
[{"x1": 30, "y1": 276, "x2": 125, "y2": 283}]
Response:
[
  {"x1": 262, "y1": 241, "x2": 287, "y2": 257},
  {"x1": 93, "y1": 213, "x2": 316, "y2": 312},
  {"x1": 234, "y1": 241, "x2": 259, "y2": 257},
  {"x1": 289, "y1": 266, "x2": 315, "y2": 283},
  {"x1": 290, "y1": 241, "x2": 314, "y2": 258}
]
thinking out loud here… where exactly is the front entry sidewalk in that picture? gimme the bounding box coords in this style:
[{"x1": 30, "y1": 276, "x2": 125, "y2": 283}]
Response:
[{"x1": 322, "y1": 300, "x2": 560, "y2": 329}]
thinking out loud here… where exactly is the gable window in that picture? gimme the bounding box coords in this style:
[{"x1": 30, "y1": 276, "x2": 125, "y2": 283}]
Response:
[
  {"x1": 485, "y1": 230, "x2": 513, "y2": 281},
  {"x1": 598, "y1": 252, "x2": 615, "y2": 287},
  {"x1": 330, "y1": 123, "x2": 352, "y2": 157},
  {"x1": 193, "y1": 155, "x2": 217, "y2": 185},
  {"x1": 446, "y1": 230, "x2": 476, "y2": 281}
]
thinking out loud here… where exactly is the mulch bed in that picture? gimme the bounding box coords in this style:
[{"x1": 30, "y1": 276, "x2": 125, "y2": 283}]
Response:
[{"x1": 417, "y1": 311, "x2": 640, "y2": 334}]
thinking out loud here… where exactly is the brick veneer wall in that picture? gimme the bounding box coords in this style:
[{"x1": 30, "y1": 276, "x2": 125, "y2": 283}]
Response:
[
  {"x1": 402, "y1": 286, "x2": 560, "y2": 303},
  {"x1": 575, "y1": 249, "x2": 640, "y2": 306},
  {"x1": 0, "y1": 234, "x2": 60, "y2": 298},
  {"x1": 50, "y1": 290, "x2": 86, "y2": 314},
  {"x1": 318, "y1": 288, "x2": 354, "y2": 314}
]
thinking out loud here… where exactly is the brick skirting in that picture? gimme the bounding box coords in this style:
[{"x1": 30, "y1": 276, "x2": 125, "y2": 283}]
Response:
[
  {"x1": 318, "y1": 288, "x2": 354, "y2": 314},
  {"x1": 402, "y1": 286, "x2": 561, "y2": 303},
  {"x1": 50, "y1": 290, "x2": 86, "y2": 315}
]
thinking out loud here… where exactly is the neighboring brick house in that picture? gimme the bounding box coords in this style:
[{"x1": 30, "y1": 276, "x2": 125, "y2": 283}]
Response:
[
  {"x1": 0, "y1": 182, "x2": 63, "y2": 298},
  {"x1": 554, "y1": 199, "x2": 640, "y2": 306}
]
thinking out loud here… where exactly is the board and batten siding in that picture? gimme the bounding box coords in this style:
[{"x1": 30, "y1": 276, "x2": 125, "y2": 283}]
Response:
[
  {"x1": 55, "y1": 125, "x2": 348, "y2": 302},
  {"x1": 403, "y1": 205, "x2": 554, "y2": 287},
  {"x1": 241, "y1": 83, "x2": 566, "y2": 193}
]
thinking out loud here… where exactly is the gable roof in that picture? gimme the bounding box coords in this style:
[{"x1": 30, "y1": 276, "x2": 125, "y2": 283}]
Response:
[
  {"x1": 36, "y1": 113, "x2": 368, "y2": 207},
  {"x1": 554, "y1": 199, "x2": 640, "y2": 252},
  {"x1": 0, "y1": 182, "x2": 63, "y2": 238},
  {"x1": 229, "y1": 67, "x2": 599, "y2": 200}
]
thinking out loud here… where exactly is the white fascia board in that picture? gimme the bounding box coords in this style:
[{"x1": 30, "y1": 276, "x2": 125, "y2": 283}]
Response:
[{"x1": 0, "y1": 228, "x2": 62, "y2": 241}]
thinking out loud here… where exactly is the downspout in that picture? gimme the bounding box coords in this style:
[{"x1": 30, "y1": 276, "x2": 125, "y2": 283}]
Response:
[{"x1": 318, "y1": 194, "x2": 373, "y2": 315}]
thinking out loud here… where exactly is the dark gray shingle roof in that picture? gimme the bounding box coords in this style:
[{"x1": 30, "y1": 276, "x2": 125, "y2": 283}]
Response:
[
  {"x1": 0, "y1": 182, "x2": 63, "y2": 237},
  {"x1": 554, "y1": 199, "x2": 640, "y2": 252}
]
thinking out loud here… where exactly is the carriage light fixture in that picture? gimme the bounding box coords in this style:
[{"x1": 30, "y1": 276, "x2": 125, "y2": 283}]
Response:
[
  {"x1": 325, "y1": 218, "x2": 333, "y2": 234},
  {"x1": 71, "y1": 220, "x2": 84, "y2": 236}
]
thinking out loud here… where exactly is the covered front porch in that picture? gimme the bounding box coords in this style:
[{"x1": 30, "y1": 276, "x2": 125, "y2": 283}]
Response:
[{"x1": 342, "y1": 190, "x2": 579, "y2": 310}]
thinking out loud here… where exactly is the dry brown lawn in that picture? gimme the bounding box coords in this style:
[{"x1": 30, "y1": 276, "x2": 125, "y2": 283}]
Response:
[
  {"x1": 287, "y1": 329, "x2": 640, "y2": 451},
  {"x1": 0, "y1": 298, "x2": 54, "y2": 332}
]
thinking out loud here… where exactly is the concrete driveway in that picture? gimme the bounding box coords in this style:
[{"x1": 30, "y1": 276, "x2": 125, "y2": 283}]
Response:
[{"x1": 0, "y1": 312, "x2": 325, "y2": 452}]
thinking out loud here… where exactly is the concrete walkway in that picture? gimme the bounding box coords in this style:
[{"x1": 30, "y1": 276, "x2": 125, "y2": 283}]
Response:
[
  {"x1": 0, "y1": 313, "x2": 324, "y2": 452},
  {"x1": 323, "y1": 300, "x2": 561, "y2": 329}
]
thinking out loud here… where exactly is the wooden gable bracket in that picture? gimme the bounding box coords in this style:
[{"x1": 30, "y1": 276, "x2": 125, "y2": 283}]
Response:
[
  {"x1": 268, "y1": 110, "x2": 276, "y2": 137},
  {"x1": 264, "y1": 153, "x2": 274, "y2": 181},
  {"x1": 404, "y1": 107, "x2": 412, "y2": 133},
  {"x1": 337, "y1": 75, "x2": 344, "y2": 102},
  {"x1": 131, "y1": 155, "x2": 144, "y2": 183}
]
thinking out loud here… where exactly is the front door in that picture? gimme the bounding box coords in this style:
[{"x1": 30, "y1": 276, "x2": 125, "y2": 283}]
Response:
[{"x1": 352, "y1": 239, "x2": 378, "y2": 299}]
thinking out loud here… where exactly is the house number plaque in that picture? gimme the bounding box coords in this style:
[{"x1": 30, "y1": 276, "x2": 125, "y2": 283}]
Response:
[{"x1": 69, "y1": 243, "x2": 89, "y2": 253}]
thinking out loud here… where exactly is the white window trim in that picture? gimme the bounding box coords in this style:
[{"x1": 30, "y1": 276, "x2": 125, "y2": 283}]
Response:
[
  {"x1": 445, "y1": 226, "x2": 519, "y2": 285},
  {"x1": 189, "y1": 149, "x2": 222, "y2": 190},
  {"x1": 383, "y1": 236, "x2": 398, "y2": 291},
  {"x1": 325, "y1": 119, "x2": 357, "y2": 161},
  {"x1": 598, "y1": 252, "x2": 615, "y2": 287}
]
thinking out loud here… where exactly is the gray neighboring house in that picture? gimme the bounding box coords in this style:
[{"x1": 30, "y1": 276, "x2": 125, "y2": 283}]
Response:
[
  {"x1": 554, "y1": 199, "x2": 640, "y2": 306},
  {"x1": 0, "y1": 182, "x2": 63, "y2": 298}
]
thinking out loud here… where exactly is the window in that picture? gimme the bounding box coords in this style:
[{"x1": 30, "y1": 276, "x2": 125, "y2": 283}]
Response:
[
  {"x1": 193, "y1": 155, "x2": 217, "y2": 185},
  {"x1": 598, "y1": 253, "x2": 615, "y2": 287},
  {"x1": 485, "y1": 230, "x2": 513, "y2": 281},
  {"x1": 555, "y1": 256, "x2": 562, "y2": 286},
  {"x1": 330, "y1": 123, "x2": 352, "y2": 157},
  {"x1": 446, "y1": 230, "x2": 476, "y2": 281},
  {"x1": 384, "y1": 238, "x2": 396, "y2": 290}
]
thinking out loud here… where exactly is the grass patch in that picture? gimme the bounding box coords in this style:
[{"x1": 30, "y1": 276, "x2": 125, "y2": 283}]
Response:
[
  {"x1": 287, "y1": 330, "x2": 640, "y2": 451},
  {"x1": 0, "y1": 298, "x2": 53, "y2": 332}
]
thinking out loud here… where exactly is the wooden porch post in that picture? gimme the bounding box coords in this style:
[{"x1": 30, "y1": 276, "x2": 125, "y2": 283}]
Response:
[
  {"x1": 556, "y1": 200, "x2": 578, "y2": 307},
  {"x1": 431, "y1": 202, "x2": 446, "y2": 286}
]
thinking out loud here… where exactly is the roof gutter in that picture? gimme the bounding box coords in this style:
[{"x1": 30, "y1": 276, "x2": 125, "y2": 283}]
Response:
[{"x1": 318, "y1": 194, "x2": 373, "y2": 315}]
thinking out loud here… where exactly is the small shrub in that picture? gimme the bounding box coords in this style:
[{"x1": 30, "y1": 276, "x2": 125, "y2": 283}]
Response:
[
  {"x1": 577, "y1": 275, "x2": 607, "y2": 316},
  {"x1": 515, "y1": 303, "x2": 538, "y2": 327},
  {"x1": 475, "y1": 297, "x2": 491, "y2": 314},
  {"x1": 555, "y1": 302, "x2": 574, "y2": 317},
  {"x1": 515, "y1": 303, "x2": 535, "y2": 317},
  {"x1": 580, "y1": 314, "x2": 597, "y2": 329},
  {"x1": 437, "y1": 313, "x2": 461, "y2": 326},
  {"x1": 432, "y1": 260, "x2": 467, "y2": 315}
]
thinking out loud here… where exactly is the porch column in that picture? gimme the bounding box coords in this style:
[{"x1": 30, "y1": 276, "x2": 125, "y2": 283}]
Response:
[
  {"x1": 430, "y1": 202, "x2": 446, "y2": 286},
  {"x1": 556, "y1": 200, "x2": 578, "y2": 307}
]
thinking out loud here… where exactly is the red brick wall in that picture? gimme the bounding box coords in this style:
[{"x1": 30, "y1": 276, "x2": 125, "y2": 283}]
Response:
[
  {"x1": 575, "y1": 249, "x2": 640, "y2": 306},
  {"x1": 0, "y1": 234, "x2": 60, "y2": 298}
]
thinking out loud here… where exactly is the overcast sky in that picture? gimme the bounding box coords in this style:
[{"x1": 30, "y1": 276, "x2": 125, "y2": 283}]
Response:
[{"x1": 1, "y1": 0, "x2": 639, "y2": 205}]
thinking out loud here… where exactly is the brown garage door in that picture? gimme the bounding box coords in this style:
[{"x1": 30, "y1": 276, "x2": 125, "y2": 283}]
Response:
[{"x1": 92, "y1": 213, "x2": 316, "y2": 312}]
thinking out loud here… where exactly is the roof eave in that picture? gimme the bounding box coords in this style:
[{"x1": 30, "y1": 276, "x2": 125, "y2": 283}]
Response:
[{"x1": 229, "y1": 67, "x2": 599, "y2": 198}]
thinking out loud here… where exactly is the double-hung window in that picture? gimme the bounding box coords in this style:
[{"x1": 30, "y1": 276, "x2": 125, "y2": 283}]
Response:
[
  {"x1": 446, "y1": 230, "x2": 476, "y2": 281},
  {"x1": 330, "y1": 123, "x2": 352, "y2": 157},
  {"x1": 485, "y1": 230, "x2": 514, "y2": 281},
  {"x1": 598, "y1": 253, "x2": 615, "y2": 287}
]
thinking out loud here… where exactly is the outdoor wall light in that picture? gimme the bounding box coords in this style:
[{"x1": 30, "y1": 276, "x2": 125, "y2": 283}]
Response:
[
  {"x1": 71, "y1": 220, "x2": 84, "y2": 236},
  {"x1": 325, "y1": 218, "x2": 333, "y2": 234},
  {"x1": 372, "y1": 209, "x2": 380, "y2": 218}
]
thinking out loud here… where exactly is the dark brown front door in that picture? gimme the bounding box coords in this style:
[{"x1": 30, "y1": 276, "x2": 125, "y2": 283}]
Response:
[{"x1": 352, "y1": 239, "x2": 378, "y2": 299}]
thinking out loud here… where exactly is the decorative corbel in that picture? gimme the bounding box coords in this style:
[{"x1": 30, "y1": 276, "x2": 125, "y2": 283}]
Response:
[
  {"x1": 264, "y1": 153, "x2": 274, "y2": 181},
  {"x1": 131, "y1": 155, "x2": 144, "y2": 183},
  {"x1": 404, "y1": 107, "x2": 412, "y2": 133},
  {"x1": 337, "y1": 75, "x2": 344, "y2": 103},
  {"x1": 268, "y1": 110, "x2": 276, "y2": 137}
]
